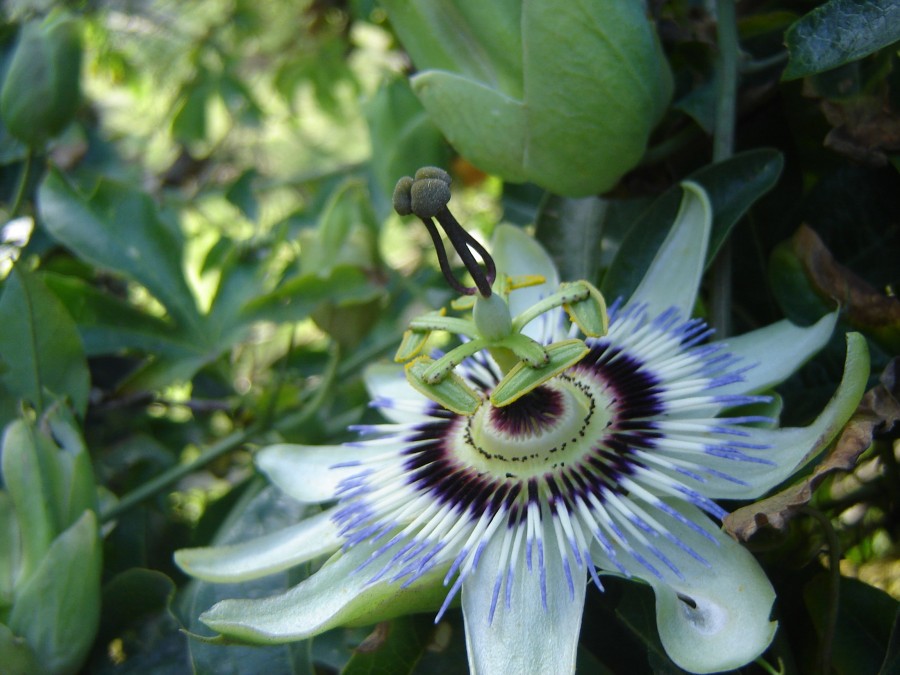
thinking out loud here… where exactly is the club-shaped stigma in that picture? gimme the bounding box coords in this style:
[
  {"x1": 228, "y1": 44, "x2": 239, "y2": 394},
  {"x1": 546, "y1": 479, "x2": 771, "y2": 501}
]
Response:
[{"x1": 393, "y1": 167, "x2": 496, "y2": 297}]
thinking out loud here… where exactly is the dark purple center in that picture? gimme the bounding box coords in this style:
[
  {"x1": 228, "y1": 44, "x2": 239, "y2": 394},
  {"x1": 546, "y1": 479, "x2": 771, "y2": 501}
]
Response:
[{"x1": 487, "y1": 385, "x2": 564, "y2": 438}]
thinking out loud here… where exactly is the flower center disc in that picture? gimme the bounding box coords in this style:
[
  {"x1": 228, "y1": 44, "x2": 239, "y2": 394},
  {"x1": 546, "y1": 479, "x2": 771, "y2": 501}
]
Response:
[{"x1": 459, "y1": 379, "x2": 609, "y2": 480}]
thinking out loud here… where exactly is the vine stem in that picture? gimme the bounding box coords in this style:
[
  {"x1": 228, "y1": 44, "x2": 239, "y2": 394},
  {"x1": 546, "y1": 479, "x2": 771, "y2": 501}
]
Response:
[
  {"x1": 801, "y1": 505, "x2": 841, "y2": 675},
  {"x1": 98, "y1": 331, "x2": 402, "y2": 523},
  {"x1": 710, "y1": 0, "x2": 739, "y2": 337},
  {"x1": 10, "y1": 148, "x2": 34, "y2": 218},
  {"x1": 100, "y1": 342, "x2": 341, "y2": 523}
]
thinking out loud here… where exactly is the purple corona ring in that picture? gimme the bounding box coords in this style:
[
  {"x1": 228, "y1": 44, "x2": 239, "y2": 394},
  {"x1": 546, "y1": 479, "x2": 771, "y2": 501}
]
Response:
[
  {"x1": 334, "y1": 303, "x2": 768, "y2": 624},
  {"x1": 176, "y1": 186, "x2": 868, "y2": 675}
]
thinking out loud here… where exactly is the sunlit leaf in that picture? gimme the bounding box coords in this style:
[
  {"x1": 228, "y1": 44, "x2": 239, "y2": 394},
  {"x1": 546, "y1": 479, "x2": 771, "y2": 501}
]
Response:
[
  {"x1": 242, "y1": 266, "x2": 382, "y2": 324},
  {"x1": 171, "y1": 78, "x2": 211, "y2": 144},
  {"x1": 37, "y1": 170, "x2": 206, "y2": 340},
  {"x1": 40, "y1": 272, "x2": 196, "y2": 359},
  {"x1": 0, "y1": 266, "x2": 89, "y2": 426},
  {"x1": 8, "y1": 511, "x2": 101, "y2": 675}
]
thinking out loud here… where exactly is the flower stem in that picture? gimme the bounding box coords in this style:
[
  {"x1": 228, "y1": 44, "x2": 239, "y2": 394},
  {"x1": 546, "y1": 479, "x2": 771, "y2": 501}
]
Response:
[
  {"x1": 100, "y1": 342, "x2": 346, "y2": 523},
  {"x1": 710, "y1": 0, "x2": 739, "y2": 337},
  {"x1": 99, "y1": 426, "x2": 256, "y2": 523},
  {"x1": 754, "y1": 656, "x2": 786, "y2": 675}
]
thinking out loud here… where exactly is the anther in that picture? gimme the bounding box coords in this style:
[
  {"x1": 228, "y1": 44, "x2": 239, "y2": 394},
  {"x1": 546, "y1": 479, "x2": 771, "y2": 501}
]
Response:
[{"x1": 393, "y1": 168, "x2": 496, "y2": 297}]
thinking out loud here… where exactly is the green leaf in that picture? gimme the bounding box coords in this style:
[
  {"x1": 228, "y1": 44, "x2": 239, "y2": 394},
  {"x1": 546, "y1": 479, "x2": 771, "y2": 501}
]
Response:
[
  {"x1": 534, "y1": 194, "x2": 608, "y2": 284},
  {"x1": 204, "y1": 244, "x2": 273, "y2": 344},
  {"x1": 341, "y1": 616, "x2": 432, "y2": 675},
  {"x1": 97, "y1": 568, "x2": 175, "y2": 647},
  {"x1": 611, "y1": 579, "x2": 686, "y2": 671},
  {"x1": 1, "y1": 420, "x2": 60, "y2": 582},
  {"x1": 302, "y1": 179, "x2": 379, "y2": 277},
  {"x1": 784, "y1": 0, "x2": 900, "y2": 80},
  {"x1": 0, "y1": 491, "x2": 20, "y2": 611},
  {"x1": 0, "y1": 266, "x2": 89, "y2": 425},
  {"x1": 171, "y1": 79, "x2": 210, "y2": 144},
  {"x1": 700, "y1": 148, "x2": 784, "y2": 263},
  {"x1": 365, "y1": 76, "x2": 449, "y2": 197},
  {"x1": 880, "y1": 607, "x2": 900, "y2": 675},
  {"x1": 1, "y1": 411, "x2": 95, "y2": 589},
  {"x1": 8, "y1": 510, "x2": 101, "y2": 675},
  {"x1": 805, "y1": 574, "x2": 900, "y2": 675},
  {"x1": 242, "y1": 266, "x2": 382, "y2": 324},
  {"x1": 0, "y1": 623, "x2": 41, "y2": 675},
  {"x1": 601, "y1": 149, "x2": 783, "y2": 301},
  {"x1": 768, "y1": 243, "x2": 835, "y2": 325},
  {"x1": 40, "y1": 272, "x2": 198, "y2": 359},
  {"x1": 225, "y1": 169, "x2": 259, "y2": 222},
  {"x1": 37, "y1": 169, "x2": 206, "y2": 339},
  {"x1": 44, "y1": 405, "x2": 97, "y2": 526}
]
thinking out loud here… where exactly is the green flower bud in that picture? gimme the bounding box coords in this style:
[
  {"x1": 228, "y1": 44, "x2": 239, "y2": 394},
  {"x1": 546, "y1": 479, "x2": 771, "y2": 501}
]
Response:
[
  {"x1": 0, "y1": 15, "x2": 82, "y2": 147},
  {"x1": 380, "y1": 0, "x2": 672, "y2": 196}
]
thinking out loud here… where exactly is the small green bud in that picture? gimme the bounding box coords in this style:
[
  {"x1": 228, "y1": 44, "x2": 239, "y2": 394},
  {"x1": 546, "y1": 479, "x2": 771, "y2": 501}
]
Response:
[
  {"x1": 380, "y1": 0, "x2": 673, "y2": 196},
  {"x1": 0, "y1": 15, "x2": 82, "y2": 147}
]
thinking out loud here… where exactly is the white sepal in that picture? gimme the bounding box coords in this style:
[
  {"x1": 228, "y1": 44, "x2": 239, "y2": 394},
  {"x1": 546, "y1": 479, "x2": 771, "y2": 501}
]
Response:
[{"x1": 175, "y1": 507, "x2": 341, "y2": 582}]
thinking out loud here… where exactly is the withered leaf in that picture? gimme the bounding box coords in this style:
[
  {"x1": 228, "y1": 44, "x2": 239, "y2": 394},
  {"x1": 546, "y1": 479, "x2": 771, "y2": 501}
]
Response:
[
  {"x1": 725, "y1": 358, "x2": 900, "y2": 541},
  {"x1": 790, "y1": 225, "x2": 900, "y2": 353}
]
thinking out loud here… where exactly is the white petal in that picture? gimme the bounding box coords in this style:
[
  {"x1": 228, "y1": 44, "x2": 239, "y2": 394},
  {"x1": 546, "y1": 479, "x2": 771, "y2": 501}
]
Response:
[
  {"x1": 675, "y1": 332, "x2": 869, "y2": 499},
  {"x1": 491, "y1": 224, "x2": 563, "y2": 340},
  {"x1": 462, "y1": 531, "x2": 584, "y2": 675},
  {"x1": 648, "y1": 503, "x2": 777, "y2": 674},
  {"x1": 626, "y1": 182, "x2": 711, "y2": 318},
  {"x1": 200, "y1": 541, "x2": 447, "y2": 643},
  {"x1": 256, "y1": 444, "x2": 370, "y2": 504},
  {"x1": 175, "y1": 507, "x2": 341, "y2": 582},
  {"x1": 714, "y1": 311, "x2": 838, "y2": 398},
  {"x1": 364, "y1": 363, "x2": 432, "y2": 423}
]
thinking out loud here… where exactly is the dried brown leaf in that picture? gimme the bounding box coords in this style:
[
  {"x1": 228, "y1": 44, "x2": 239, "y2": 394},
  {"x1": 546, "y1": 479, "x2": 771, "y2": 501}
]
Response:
[
  {"x1": 725, "y1": 358, "x2": 900, "y2": 541},
  {"x1": 355, "y1": 621, "x2": 392, "y2": 654},
  {"x1": 821, "y1": 97, "x2": 900, "y2": 166},
  {"x1": 791, "y1": 225, "x2": 900, "y2": 353}
]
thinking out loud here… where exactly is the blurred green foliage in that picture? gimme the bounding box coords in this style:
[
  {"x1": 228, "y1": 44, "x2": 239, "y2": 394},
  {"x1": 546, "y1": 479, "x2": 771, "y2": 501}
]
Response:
[{"x1": 0, "y1": 0, "x2": 896, "y2": 673}]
